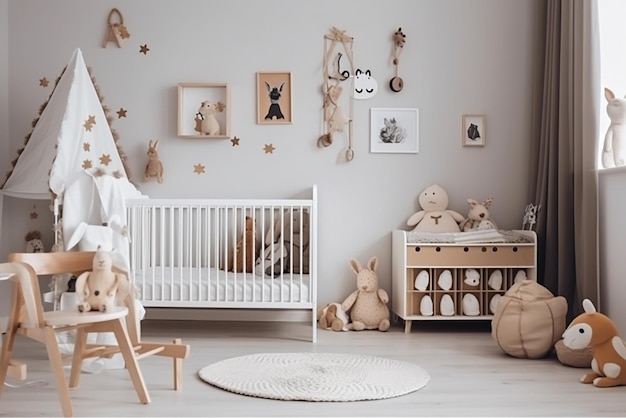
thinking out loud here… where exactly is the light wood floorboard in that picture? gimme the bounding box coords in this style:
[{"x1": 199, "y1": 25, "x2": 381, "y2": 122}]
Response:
[{"x1": 1, "y1": 319, "x2": 624, "y2": 417}]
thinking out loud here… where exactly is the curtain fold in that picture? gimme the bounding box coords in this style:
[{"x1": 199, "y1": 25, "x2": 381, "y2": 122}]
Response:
[{"x1": 529, "y1": 0, "x2": 600, "y2": 318}]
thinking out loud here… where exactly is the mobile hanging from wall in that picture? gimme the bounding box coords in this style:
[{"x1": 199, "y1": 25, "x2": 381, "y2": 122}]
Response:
[{"x1": 318, "y1": 27, "x2": 355, "y2": 162}]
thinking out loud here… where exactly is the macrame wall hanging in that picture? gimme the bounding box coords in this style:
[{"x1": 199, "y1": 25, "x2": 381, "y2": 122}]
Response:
[
  {"x1": 318, "y1": 27, "x2": 355, "y2": 162},
  {"x1": 390, "y1": 27, "x2": 406, "y2": 92}
]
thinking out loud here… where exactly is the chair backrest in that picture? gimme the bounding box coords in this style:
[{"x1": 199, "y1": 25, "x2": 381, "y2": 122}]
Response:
[
  {"x1": 7, "y1": 251, "x2": 140, "y2": 340},
  {"x1": 0, "y1": 260, "x2": 49, "y2": 329}
]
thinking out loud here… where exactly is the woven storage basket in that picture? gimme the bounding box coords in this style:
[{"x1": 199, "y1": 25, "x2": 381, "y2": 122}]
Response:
[{"x1": 554, "y1": 339, "x2": 593, "y2": 368}]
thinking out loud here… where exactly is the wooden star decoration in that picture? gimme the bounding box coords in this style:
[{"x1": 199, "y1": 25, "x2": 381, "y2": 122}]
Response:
[
  {"x1": 117, "y1": 24, "x2": 130, "y2": 39},
  {"x1": 263, "y1": 144, "x2": 275, "y2": 154},
  {"x1": 99, "y1": 154, "x2": 112, "y2": 165},
  {"x1": 39, "y1": 77, "x2": 49, "y2": 87},
  {"x1": 117, "y1": 108, "x2": 127, "y2": 118},
  {"x1": 83, "y1": 115, "x2": 96, "y2": 131},
  {"x1": 82, "y1": 160, "x2": 93, "y2": 169},
  {"x1": 231, "y1": 136, "x2": 240, "y2": 146},
  {"x1": 30, "y1": 206, "x2": 38, "y2": 220},
  {"x1": 139, "y1": 44, "x2": 150, "y2": 55},
  {"x1": 83, "y1": 142, "x2": 91, "y2": 152},
  {"x1": 193, "y1": 163, "x2": 206, "y2": 174},
  {"x1": 113, "y1": 170, "x2": 123, "y2": 179}
]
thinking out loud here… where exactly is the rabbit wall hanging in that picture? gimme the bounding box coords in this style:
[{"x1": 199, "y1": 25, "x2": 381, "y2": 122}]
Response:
[
  {"x1": 389, "y1": 27, "x2": 406, "y2": 92},
  {"x1": 144, "y1": 139, "x2": 164, "y2": 183},
  {"x1": 318, "y1": 27, "x2": 355, "y2": 162}
]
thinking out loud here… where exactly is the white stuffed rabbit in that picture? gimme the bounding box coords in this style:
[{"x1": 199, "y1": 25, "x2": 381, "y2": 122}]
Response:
[
  {"x1": 602, "y1": 87, "x2": 626, "y2": 168},
  {"x1": 144, "y1": 139, "x2": 164, "y2": 183}
]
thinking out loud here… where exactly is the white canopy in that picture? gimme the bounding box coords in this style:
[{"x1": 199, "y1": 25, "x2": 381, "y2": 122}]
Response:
[
  {"x1": 1, "y1": 48, "x2": 146, "y2": 265},
  {"x1": 2, "y1": 48, "x2": 135, "y2": 199}
]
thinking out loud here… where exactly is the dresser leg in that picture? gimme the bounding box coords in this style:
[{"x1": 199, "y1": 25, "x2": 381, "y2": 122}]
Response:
[{"x1": 404, "y1": 320, "x2": 412, "y2": 333}]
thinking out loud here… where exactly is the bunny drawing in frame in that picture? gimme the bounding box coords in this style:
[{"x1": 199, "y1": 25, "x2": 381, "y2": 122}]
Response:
[
  {"x1": 144, "y1": 139, "x2": 164, "y2": 183},
  {"x1": 602, "y1": 87, "x2": 626, "y2": 168}
]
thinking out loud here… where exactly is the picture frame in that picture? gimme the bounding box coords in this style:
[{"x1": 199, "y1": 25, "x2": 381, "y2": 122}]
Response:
[
  {"x1": 462, "y1": 114, "x2": 486, "y2": 147},
  {"x1": 256, "y1": 72, "x2": 292, "y2": 124},
  {"x1": 177, "y1": 83, "x2": 231, "y2": 139},
  {"x1": 370, "y1": 108, "x2": 419, "y2": 154}
]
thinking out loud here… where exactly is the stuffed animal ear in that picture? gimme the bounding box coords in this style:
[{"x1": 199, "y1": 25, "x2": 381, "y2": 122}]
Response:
[
  {"x1": 467, "y1": 198, "x2": 478, "y2": 207},
  {"x1": 368, "y1": 256, "x2": 378, "y2": 271},
  {"x1": 349, "y1": 259, "x2": 362, "y2": 274},
  {"x1": 483, "y1": 197, "x2": 494, "y2": 208}
]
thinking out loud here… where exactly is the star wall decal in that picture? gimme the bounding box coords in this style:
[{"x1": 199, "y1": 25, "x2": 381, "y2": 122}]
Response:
[
  {"x1": 231, "y1": 136, "x2": 240, "y2": 146},
  {"x1": 83, "y1": 142, "x2": 91, "y2": 152},
  {"x1": 193, "y1": 163, "x2": 206, "y2": 174},
  {"x1": 83, "y1": 115, "x2": 96, "y2": 131},
  {"x1": 82, "y1": 160, "x2": 93, "y2": 169},
  {"x1": 99, "y1": 154, "x2": 112, "y2": 165},
  {"x1": 263, "y1": 144, "x2": 275, "y2": 154},
  {"x1": 139, "y1": 44, "x2": 150, "y2": 55},
  {"x1": 117, "y1": 107, "x2": 127, "y2": 118},
  {"x1": 39, "y1": 77, "x2": 49, "y2": 87}
]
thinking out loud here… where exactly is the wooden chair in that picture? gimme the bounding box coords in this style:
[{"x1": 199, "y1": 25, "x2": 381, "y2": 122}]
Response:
[
  {"x1": 0, "y1": 252, "x2": 151, "y2": 417},
  {"x1": 7, "y1": 251, "x2": 189, "y2": 388}
]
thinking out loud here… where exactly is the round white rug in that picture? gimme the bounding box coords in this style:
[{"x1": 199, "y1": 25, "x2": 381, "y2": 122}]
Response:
[{"x1": 198, "y1": 352, "x2": 430, "y2": 402}]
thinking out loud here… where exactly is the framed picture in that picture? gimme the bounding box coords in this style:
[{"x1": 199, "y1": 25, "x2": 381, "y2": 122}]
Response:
[
  {"x1": 178, "y1": 83, "x2": 230, "y2": 139},
  {"x1": 370, "y1": 108, "x2": 419, "y2": 154},
  {"x1": 257, "y1": 72, "x2": 292, "y2": 124},
  {"x1": 462, "y1": 114, "x2": 485, "y2": 147}
]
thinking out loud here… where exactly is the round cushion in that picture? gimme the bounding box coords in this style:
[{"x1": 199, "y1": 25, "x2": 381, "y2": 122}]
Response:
[
  {"x1": 554, "y1": 339, "x2": 593, "y2": 368},
  {"x1": 491, "y1": 280, "x2": 568, "y2": 359}
]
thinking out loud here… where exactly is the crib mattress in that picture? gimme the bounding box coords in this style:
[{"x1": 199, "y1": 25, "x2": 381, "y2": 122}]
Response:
[{"x1": 133, "y1": 267, "x2": 311, "y2": 304}]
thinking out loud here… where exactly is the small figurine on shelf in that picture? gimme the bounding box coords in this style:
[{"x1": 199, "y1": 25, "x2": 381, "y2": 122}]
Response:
[{"x1": 195, "y1": 100, "x2": 225, "y2": 136}]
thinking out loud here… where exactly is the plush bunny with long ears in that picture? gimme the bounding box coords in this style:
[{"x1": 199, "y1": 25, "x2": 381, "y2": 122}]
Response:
[{"x1": 601, "y1": 87, "x2": 626, "y2": 168}]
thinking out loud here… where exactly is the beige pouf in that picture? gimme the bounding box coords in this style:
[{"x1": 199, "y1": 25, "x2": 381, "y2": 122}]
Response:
[
  {"x1": 491, "y1": 280, "x2": 568, "y2": 359},
  {"x1": 554, "y1": 339, "x2": 593, "y2": 368}
]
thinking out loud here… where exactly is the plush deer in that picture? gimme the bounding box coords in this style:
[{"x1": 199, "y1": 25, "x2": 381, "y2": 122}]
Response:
[{"x1": 562, "y1": 299, "x2": 626, "y2": 387}]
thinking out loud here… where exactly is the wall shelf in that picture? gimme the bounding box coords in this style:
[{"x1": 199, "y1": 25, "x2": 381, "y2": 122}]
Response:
[{"x1": 177, "y1": 83, "x2": 231, "y2": 139}]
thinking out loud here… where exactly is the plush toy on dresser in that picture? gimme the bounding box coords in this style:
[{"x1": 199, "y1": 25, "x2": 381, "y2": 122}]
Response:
[
  {"x1": 407, "y1": 184, "x2": 464, "y2": 232},
  {"x1": 75, "y1": 247, "x2": 125, "y2": 313},
  {"x1": 562, "y1": 299, "x2": 626, "y2": 387},
  {"x1": 459, "y1": 197, "x2": 498, "y2": 231},
  {"x1": 341, "y1": 256, "x2": 390, "y2": 331}
]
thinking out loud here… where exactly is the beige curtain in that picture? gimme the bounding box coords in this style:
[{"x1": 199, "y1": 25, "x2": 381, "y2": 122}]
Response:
[{"x1": 529, "y1": 0, "x2": 600, "y2": 318}]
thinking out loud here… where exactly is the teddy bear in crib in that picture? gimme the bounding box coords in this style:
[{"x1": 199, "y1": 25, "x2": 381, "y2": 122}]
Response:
[
  {"x1": 75, "y1": 247, "x2": 122, "y2": 313},
  {"x1": 227, "y1": 216, "x2": 258, "y2": 273},
  {"x1": 562, "y1": 298, "x2": 626, "y2": 387},
  {"x1": 407, "y1": 184, "x2": 465, "y2": 232},
  {"x1": 601, "y1": 87, "x2": 626, "y2": 168},
  {"x1": 459, "y1": 197, "x2": 498, "y2": 232},
  {"x1": 195, "y1": 100, "x2": 225, "y2": 136},
  {"x1": 341, "y1": 256, "x2": 390, "y2": 331}
]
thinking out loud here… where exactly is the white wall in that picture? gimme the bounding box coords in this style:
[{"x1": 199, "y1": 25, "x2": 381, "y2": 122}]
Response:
[
  {"x1": 2, "y1": 0, "x2": 539, "y2": 308},
  {"x1": 0, "y1": 0, "x2": 9, "y2": 318}
]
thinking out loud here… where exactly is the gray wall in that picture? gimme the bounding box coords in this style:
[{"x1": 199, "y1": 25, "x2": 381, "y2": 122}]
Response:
[{"x1": 1, "y1": 0, "x2": 539, "y2": 310}]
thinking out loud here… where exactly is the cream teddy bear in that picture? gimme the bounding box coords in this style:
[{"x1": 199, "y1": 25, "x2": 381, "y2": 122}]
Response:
[{"x1": 407, "y1": 184, "x2": 464, "y2": 232}]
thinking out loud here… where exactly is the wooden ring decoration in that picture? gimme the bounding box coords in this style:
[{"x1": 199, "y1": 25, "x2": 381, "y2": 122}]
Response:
[{"x1": 389, "y1": 76, "x2": 404, "y2": 92}]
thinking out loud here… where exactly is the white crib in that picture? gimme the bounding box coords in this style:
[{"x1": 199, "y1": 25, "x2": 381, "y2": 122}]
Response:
[{"x1": 125, "y1": 186, "x2": 318, "y2": 342}]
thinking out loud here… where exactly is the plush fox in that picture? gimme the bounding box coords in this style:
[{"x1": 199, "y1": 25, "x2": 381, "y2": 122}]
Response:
[{"x1": 562, "y1": 299, "x2": 626, "y2": 387}]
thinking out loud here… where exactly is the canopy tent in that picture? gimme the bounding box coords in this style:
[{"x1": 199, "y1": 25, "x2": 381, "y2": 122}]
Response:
[{"x1": 1, "y1": 48, "x2": 145, "y2": 265}]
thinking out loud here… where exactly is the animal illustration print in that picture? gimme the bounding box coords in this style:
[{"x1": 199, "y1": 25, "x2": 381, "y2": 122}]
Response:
[
  {"x1": 379, "y1": 117, "x2": 407, "y2": 143},
  {"x1": 467, "y1": 123, "x2": 481, "y2": 140}
]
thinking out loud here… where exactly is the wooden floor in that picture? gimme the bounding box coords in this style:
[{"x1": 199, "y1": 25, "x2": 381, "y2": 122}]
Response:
[{"x1": 1, "y1": 319, "x2": 625, "y2": 417}]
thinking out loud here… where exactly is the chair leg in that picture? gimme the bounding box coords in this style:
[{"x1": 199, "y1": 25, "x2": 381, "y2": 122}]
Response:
[
  {"x1": 43, "y1": 327, "x2": 73, "y2": 417},
  {"x1": 111, "y1": 319, "x2": 150, "y2": 404},
  {"x1": 173, "y1": 338, "x2": 182, "y2": 390},
  {"x1": 0, "y1": 284, "x2": 21, "y2": 399},
  {"x1": 69, "y1": 328, "x2": 88, "y2": 388}
]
